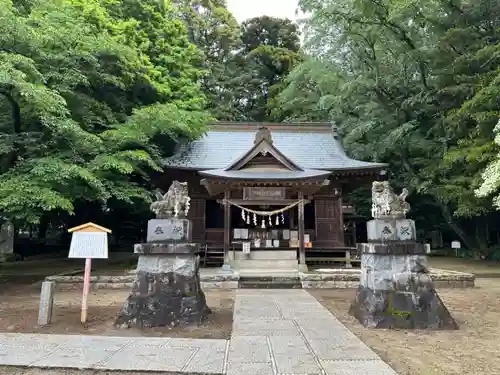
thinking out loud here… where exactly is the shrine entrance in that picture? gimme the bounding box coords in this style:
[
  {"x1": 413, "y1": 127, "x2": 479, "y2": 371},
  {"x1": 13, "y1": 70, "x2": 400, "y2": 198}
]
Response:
[{"x1": 200, "y1": 180, "x2": 329, "y2": 274}]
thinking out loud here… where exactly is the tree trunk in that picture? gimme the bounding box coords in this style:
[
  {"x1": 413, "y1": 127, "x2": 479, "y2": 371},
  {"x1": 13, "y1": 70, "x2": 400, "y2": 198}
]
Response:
[
  {"x1": 0, "y1": 85, "x2": 22, "y2": 173},
  {"x1": 437, "y1": 201, "x2": 476, "y2": 250},
  {"x1": 474, "y1": 216, "x2": 489, "y2": 259}
]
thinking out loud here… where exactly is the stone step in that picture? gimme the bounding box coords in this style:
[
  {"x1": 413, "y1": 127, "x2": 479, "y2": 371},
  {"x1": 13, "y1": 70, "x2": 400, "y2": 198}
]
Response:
[
  {"x1": 238, "y1": 270, "x2": 300, "y2": 279},
  {"x1": 231, "y1": 259, "x2": 299, "y2": 270},
  {"x1": 230, "y1": 250, "x2": 297, "y2": 260},
  {"x1": 238, "y1": 276, "x2": 302, "y2": 289}
]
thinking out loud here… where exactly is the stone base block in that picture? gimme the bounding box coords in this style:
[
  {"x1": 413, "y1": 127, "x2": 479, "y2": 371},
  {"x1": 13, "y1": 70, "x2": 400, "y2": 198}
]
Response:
[
  {"x1": 349, "y1": 286, "x2": 458, "y2": 329},
  {"x1": 359, "y1": 242, "x2": 425, "y2": 255},
  {"x1": 147, "y1": 218, "x2": 191, "y2": 242},
  {"x1": 367, "y1": 218, "x2": 416, "y2": 241},
  {"x1": 134, "y1": 242, "x2": 199, "y2": 255},
  {"x1": 115, "y1": 254, "x2": 210, "y2": 329}
]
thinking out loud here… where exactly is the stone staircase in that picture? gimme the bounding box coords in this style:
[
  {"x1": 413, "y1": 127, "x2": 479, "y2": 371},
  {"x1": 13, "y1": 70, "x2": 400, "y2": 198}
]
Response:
[
  {"x1": 237, "y1": 269, "x2": 302, "y2": 289},
  {"x1": 238, "y1": 274, "x2": 302, "y2": 289},
  {"x1": 230, "y1": 250, "x2": 303, "y2": 288}
]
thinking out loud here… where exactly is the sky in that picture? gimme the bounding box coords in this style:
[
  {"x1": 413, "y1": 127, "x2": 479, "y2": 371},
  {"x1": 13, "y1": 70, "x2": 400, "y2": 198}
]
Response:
[{"x1": 226, "y1": 0, "x2": 300, "y2": 23}]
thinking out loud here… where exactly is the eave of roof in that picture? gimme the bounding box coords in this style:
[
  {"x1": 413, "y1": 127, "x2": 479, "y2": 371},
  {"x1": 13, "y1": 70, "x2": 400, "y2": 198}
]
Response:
[{"x1": 199, "y1": 169, "x2": 332, "y2": 180}]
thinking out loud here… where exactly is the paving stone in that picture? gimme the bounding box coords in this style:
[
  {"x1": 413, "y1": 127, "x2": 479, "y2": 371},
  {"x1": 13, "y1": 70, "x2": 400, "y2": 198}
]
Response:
[
  {"x1": 269, "y1": 336, "x2": 321, "y2": 374},
  {"x1": 268, "y1": 335, "x2": 311, "y2": 356},
  {"x1": 226, "y1": 362, "x2": 274, "y2": 375},
  {"x1": 234, "y1": 307, "x2": 282, "y2": 319},
  {"x1": 0, "y1": 346, "x2": 57, "y2": 366},
  {"x1": 232, "y1": 318, "x2": 299, "y2": 336},
  {"x1": 320, "y1": 359, "x2": 398, "y2": 375},
  {"x1": 127, "y1": 337, "x2": 172, "y2": 347},
  {"x1": 280, "y1": 309, "x2": 333, "y2": 319},
  {"x1": 183, "y1": 343, "x2": 226, "y2": 374},
  {"x1": 96, "y1": 345, "x2": 196, "y2": 371},
  {"x1": 55, "y1": 335, "x2": 133, "y2": 350},
  {"x1": 169, "y1": 338, "x2": 226, "y2": 350},
  {"x1": 228, "y1": 336, "x2": 270, "y2": 363},
  {"x1": 307, "y1": 339, "x2": 380, "y2": 360},
  {"x1": 0, "y1": 333, "x2": 61, "y2": 347},
  {"x1": 273, "y1": 295, "x2": 318, "y2": 303},
  {"x1": 31, "y1": 346, "x2": 120, "y2": 369},
  {"x1": 295, "y1": 319, "x2": 354, "y2": 341}
]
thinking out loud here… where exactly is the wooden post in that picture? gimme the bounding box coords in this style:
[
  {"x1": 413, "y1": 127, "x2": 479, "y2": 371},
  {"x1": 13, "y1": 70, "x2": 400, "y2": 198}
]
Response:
[
  {"x1": 81, "y1": 257, "x2": 92, "y2": 324},
  {"x1": 68, "y1": 222, "x2": 111, "y2": 324},
  {"x1": 352, "y1": 221, "x2": 357, "y2": 247},
  {"x1": 223, "y1": 190, "x2": 231, "y2": 267},
  {"x1": 298, "y1": 191, "x2": 306, "y2": 267},
  {"x1": 345, "y1": 249, "x2": 352, "y2": 268},
  {"x1": 337, "y1": 188, "x2": 345, "y2": 246}
]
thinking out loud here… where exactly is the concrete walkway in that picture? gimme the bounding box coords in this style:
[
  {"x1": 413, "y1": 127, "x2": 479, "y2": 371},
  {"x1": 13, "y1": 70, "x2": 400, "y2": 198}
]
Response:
[{"x1": 0, "y1": 290, "x2": 397, "y2": 374}]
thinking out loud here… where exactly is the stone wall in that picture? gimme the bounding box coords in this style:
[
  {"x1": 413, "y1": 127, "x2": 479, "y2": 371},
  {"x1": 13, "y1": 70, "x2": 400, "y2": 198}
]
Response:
[{"x1": 46, "y1": 268, "x2": 475, "y2": 290}]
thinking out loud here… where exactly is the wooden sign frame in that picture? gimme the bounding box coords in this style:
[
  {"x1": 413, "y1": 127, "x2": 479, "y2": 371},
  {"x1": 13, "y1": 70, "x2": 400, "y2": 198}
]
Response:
[
  {"x1": 67, "y1": 222, "x2": 111, "y2": 324},
  {"x1": 243, "y1": 187, "x2": 286, "y2": 201}
]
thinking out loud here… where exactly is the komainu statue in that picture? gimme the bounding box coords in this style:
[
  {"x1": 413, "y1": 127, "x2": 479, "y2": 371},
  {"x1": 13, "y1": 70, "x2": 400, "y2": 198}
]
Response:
[
  {"x1": 150, "y1": 181, "x2": 191, "y2": 218},
  {"x1": 371, "y1": 181, "x2": 410, "y2": 219}
]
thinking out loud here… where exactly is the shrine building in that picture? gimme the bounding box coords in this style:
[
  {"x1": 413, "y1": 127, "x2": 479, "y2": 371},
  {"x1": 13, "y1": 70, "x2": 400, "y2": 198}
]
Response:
[{"x1": 160, "y1": 122, "x2": 386, "y2": 272}]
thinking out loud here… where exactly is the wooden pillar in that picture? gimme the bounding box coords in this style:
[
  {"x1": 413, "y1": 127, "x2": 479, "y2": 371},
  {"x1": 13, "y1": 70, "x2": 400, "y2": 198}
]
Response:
[
  {"x1": 298, "y1": 191, "x2": 306, "y2": 266},
  {"x1": 352, "y1": 221, "x2": 357, "y2": 247},
  {"x1": 223, "y1": 190, "x2": 231, "y2": 266},
  {"x1": 338, "y1": 189, "x2": 345, "y2": 246}
]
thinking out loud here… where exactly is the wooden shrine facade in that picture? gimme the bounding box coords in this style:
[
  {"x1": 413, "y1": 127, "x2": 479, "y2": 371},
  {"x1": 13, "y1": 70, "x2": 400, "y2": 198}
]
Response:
[{"x1": 160, "y1": 122, "x2": 387, "y2": 266}]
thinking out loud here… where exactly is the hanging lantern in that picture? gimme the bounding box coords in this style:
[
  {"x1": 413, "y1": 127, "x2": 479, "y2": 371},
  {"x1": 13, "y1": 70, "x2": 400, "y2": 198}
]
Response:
[
  {"x1": 275, "y1": 215, "x2": 279, "y2": 225},
  {"x1": 261, "y1": 219, "x2": 266, "y2": 229}
]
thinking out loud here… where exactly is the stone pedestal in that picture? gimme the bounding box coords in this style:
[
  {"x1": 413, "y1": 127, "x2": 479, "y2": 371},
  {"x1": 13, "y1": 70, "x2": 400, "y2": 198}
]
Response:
[
  {"x1": 115, "y1": 218, "x2": 210, "y2": 329},
  {"x1": 349, "y1": 218, "x2": 457, "y2": 329}
]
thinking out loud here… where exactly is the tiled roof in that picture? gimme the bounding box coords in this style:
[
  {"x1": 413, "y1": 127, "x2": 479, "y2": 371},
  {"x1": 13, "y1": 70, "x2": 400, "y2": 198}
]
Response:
[
  {"x1": 199, "y1": 169, "x2": 332, "y2": 180},
  {"x1": 163, "y1": 124, "x2": 387, "y2": 172}
]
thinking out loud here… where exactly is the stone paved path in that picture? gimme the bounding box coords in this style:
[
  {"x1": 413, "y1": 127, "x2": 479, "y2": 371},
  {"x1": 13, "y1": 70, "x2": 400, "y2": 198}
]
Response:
[{"x1": 0, "y1": 290, "x2": 397, "y2": 374}]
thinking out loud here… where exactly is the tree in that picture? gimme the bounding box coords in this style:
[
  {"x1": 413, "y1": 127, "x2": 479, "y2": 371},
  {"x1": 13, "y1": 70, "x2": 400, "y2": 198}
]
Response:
[
  {"x1": 0, "y1": 0, "x2": 210, "y2": 227},
  {"x1": 476, "y1": 119, "x2": 500, "y2": 208},
  {"x1": 172, "y1": 0, "x2": 242, "y2": 120},
  {"x1": 235, "y1": 16, "x2": 303, "y2": 122},
  {"x1": 279, "y1": 0, "x2": 500, "y2": 251}
]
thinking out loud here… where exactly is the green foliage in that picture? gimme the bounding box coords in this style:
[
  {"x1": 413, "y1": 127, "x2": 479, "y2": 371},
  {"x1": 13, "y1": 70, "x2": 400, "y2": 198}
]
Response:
[
  {"x1": 234, "y1": 16, "x2": 303, "y2": 122},
  {"x1": 279, "y1": 0, "x2": 500, "y2": 249},
  {"x1": 172, "y1": 0, "x2": 243, "y2": 120},
  {"x1": 0, "y1": 0, "x2": 210, "y2": 225},
  {"x1": 174, "y1": 9, "x2": 304, "y2": 122}
]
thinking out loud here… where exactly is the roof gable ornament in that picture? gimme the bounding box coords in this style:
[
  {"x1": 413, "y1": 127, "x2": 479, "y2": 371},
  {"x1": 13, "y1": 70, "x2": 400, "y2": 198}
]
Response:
[
  {"x1": 254, "y1": 126, "x2": 273, "y2": 145},
  {"x1": 331, "y1": 122, "x2": 339, "y2": 139},
  {"x1": 224, "y1": 126, "x2": 302, "y2": 171}
]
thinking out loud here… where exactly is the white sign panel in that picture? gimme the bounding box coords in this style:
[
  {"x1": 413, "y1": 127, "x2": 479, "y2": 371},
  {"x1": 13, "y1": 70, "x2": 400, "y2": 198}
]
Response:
[
  {"x1": 242, "y1": 242, "x2": 251, "y2": 254},
  {"x1": 68, "y1": 232, "x2": 109, "y2": 259},
  {"x1": 424, "y1": 244, "x2": 431, "y2": 254},
  {"x1": 451, "y1": 241, "x2": 461, "y2": 249}
]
